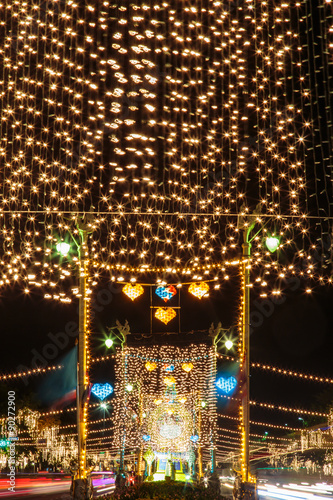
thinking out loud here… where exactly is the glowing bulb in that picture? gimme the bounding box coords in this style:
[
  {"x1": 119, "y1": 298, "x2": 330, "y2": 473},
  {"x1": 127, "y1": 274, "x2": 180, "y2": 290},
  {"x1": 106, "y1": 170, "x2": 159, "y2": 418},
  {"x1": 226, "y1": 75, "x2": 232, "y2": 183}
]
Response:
[
  {"x1": 225, "y1": 340, "x2": 233, "y2": 350},
  {"x1": 56, "y1": 242, "x2": 71, "y2": 256},
  {"x1": 265, "y1": 236, "x2": 280, "y2": 253},
  {"x1": 105, "y1": 338, "x2": 113, "y2": 348},
  {"x1": 126, "y1": 383, "x2": 133, "y2": 392}
]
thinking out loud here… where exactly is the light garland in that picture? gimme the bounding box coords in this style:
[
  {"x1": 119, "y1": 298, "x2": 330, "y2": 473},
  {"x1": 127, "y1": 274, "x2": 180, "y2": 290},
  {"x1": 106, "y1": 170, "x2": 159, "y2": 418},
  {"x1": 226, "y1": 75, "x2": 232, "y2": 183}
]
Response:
[{"x1": 251, "y1": 362, "x2": 333, "y2": 384}]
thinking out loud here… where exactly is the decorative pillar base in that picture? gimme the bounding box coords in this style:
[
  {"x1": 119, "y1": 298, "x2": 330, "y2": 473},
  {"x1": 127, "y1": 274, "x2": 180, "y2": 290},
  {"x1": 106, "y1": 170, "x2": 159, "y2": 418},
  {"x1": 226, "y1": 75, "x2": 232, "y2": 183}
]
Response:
[{"x1": 71, "y1": 477, "x2": 93, "y2": 500}]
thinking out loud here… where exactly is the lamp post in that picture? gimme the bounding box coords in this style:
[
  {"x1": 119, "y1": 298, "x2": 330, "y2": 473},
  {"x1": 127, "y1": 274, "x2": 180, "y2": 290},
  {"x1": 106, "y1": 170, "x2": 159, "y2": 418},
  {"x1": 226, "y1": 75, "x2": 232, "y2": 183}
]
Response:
[
  {"x1": 237, "y1": 205, "x2": 259, "y2": 485},
  {"x1": 240, "y1": 225, "x2": 253, "y2": 484},
  {"x1": 66, "y1": 219, "x2": 92, "y2": 500}
]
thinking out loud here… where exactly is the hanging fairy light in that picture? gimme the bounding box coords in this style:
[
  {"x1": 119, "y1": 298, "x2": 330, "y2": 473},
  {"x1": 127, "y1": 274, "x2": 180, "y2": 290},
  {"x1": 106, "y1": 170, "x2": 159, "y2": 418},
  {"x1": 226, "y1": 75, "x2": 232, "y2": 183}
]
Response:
[
  {"x1": 154, "y1": 307, "x2": 176, "y2": 325},
  {"x1": 122, "y1": 283, "x2": 144, "y2": 301},
  {"x1": 188, "y1": 282, "x2": 209, "y2": 299}
]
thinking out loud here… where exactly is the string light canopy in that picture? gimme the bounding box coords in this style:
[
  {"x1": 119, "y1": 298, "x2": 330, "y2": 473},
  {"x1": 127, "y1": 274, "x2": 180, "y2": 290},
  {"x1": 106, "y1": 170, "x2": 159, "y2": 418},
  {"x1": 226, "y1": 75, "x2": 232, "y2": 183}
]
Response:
[{"x1": 0, "y1": 0, "x2": 331, "y2": 295}]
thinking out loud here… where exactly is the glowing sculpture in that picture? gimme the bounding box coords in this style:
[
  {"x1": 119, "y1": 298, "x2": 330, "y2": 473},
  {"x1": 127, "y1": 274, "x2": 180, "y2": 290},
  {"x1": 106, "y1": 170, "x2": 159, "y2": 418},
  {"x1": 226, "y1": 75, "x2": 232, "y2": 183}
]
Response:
[
  {"x1": 265, "y1": 236, "x2": 280, "y2": 253},
  {"x1": 91, "y1": 383, "x2": 113, "y2": 401},
  {"x1": 123, "y1": 283, "x2": 144, "y2": 301},
  {"x1": 155, "y1": 307, "x2": 176, "y2": 324},
  {"x1": 216, "y1": 376, "x2": 237, "y2": 394},
  {"x1": 188, "y1": 282, "x2": 209, "y2": 299},
  {"x1": 155, "y1": 285, "x2": 177, "y2": 302}
]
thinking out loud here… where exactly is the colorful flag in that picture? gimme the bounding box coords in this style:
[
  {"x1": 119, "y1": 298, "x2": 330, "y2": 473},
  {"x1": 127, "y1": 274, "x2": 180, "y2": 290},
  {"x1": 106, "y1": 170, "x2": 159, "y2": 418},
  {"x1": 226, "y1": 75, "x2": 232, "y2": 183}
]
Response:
[{"x1": 38, "y1": 346, "x2": 77, "y2": 409}]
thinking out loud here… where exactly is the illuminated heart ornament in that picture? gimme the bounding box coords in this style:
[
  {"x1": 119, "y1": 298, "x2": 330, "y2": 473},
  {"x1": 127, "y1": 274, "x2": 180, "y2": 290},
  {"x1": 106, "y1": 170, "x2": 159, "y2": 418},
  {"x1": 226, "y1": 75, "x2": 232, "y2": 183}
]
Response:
[
  {"x1": 216, "y1": 376, "x2": 237, "y2": 394},
  {"x1": 164, "y1": 376, "x2": 176, "y2": 387},
  {"x1": 123, "y1": 283, "x2": 144, "y2": 301},
  {"x1": 91, "y1": 383, "x2": 113, "y2": 401},
  {"x1": 145, "y1": 361, "x2": 157, "y2": 372},
  {"x1": 188, "y1": 282, "x2": 209, "y2": 299},
  {"x1": 155, "y1": 307, "x2": 176, "y2": 325},
  {"x1": 142, "y1": 435, "x2": 151, "y2": 442},
  {"x1": 182, "y1": 363, "x2": 193, "y2": 373},
  {"x1": 190, "y1": 435, "x2": 199, "y2": 443},
  {"x1": 155, "y1": 285, "x2": 177, "y2": 302},
  {"x1": 164, "y1": 364, "x2": 175, "y2": 372}
]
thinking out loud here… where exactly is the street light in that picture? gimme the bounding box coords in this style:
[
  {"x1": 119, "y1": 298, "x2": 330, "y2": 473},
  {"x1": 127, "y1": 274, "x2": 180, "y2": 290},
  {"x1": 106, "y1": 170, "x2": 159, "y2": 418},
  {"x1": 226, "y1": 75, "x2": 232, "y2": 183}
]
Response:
[
  {"x1": 265, "y1": 235, "x2": 280, "y2": 253},
  {"x1": 56, "y1": 219, "x2": 92, "y2": 500},
  {"x1": 225, "y1": 340, "x2": 233, "y2": 350},
  {"x1": 105, "y1": 338, "x2": 113, "y2": 348},
  {"x1": 56, "y1": 241, "x2": 71, "y2": 256}
]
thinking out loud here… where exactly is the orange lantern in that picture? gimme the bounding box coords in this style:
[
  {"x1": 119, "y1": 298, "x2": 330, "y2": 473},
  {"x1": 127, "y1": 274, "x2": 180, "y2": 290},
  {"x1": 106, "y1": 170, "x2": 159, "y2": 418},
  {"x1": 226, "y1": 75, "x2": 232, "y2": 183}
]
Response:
[
  {"x1": 155, "y1": 307, "x2": 176, "y2": 325},
  {"x1": 123, "y1": 283, "x2": 144, "y2": 301},
  {"x1": 188, "y1": 282, "x2": 209, "y2": 299}
]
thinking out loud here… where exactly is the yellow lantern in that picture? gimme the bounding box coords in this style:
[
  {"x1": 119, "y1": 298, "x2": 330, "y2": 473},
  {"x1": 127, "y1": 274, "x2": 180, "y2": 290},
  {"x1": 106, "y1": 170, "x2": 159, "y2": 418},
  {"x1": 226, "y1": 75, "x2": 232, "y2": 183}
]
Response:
[
  {"x1": 145, "y1": 361, "x2": 157, "y2": 372},
  {"x1": 164, "y1": 376, "x2": 176, "y2": 386},
  {"x1": 188, "y1": 282, "x2": 209, "y2": 299},
  {"x1": 182, "y1": 362, "x2": 193, "y2": 373},
  {"x1": 155, "y1": 307, "x2": 176, "y2": 324},
  {"x1": 122, "y1": 283, "x2": 144, "y2": 301}
]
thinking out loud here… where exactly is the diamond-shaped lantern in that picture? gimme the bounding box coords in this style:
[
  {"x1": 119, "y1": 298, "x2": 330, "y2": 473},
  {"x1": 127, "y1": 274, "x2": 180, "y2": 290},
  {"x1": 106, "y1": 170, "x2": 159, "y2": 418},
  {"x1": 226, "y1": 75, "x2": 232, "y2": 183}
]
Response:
[
  {"x1": 188, "y1": 282, "x2": 209, "y2": 299},
  {"x1": 123, "y1": 283, "x2": 144, "y2": 301},
  {"x1": 155, "y1": 307, "x2": 176, "y2": 324}
]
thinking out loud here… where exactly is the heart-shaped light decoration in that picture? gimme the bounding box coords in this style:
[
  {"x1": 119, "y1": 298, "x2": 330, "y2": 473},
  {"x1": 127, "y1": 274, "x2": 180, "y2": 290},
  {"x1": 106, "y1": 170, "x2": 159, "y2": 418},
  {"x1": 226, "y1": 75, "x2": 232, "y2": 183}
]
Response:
[
  {"x1": 190, "y1": 435, "x2": 199, "y2": 443},
  {"x1": 142, "y1": 435, "x2": 151, "y2": 442},
  {"x1": 145, "y1": 361, "x2": 157, "y2": 372},
  {"x1": 179, "y1": 397, "x2": 187, "y2": 404},
  {"x1": 123, "y1": 283, "x2": 144, "y2": 301},
  {"x1": 154, "y1": 398, "x2": 162, "y2": 406},
  {"x1": 216, "y1": 376, "x2": 237, "y2": 394},
  {"x1": 91, "y1": 383, "x2": 113, "y2": 401},
  {"x1": 155, "y1": 307, "x2": 176, "y2": 325},
  {"x1": 164, "y1": 375, "x2": 176, "y2": 387},
  {"x1": 164, "y1": 364, "x2": 175, "y2": 372},
  {"x1": 182, "y1": 362, "x2": 193, "y2": 373},
  {"x1": 188, "y1": 282, "x2": 209, "y2": 299},
  {"x1": 155, "y1": 285, "x2": 177, "y2": 302}
]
